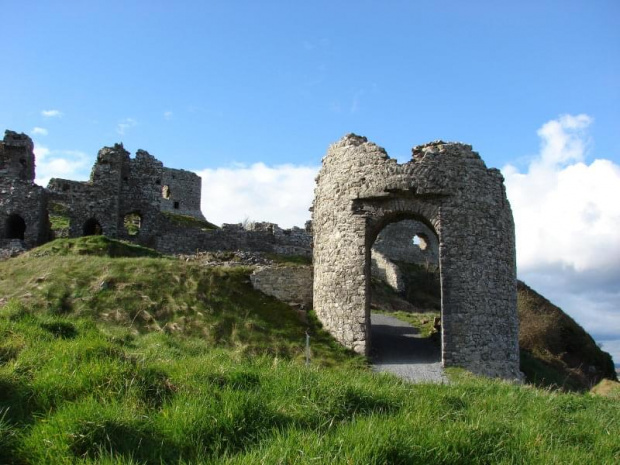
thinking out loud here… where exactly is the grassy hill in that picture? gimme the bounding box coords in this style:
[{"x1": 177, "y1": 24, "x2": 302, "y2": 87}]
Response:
[{"x1": 1, "y1": 237, "x2": 619, "y2": 464}]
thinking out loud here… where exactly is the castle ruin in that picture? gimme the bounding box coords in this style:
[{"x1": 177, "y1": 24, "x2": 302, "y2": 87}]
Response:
[
  {"x1": 1, "y1": 129, "x2": 520, "y2": 379},
  {"x1": 0, "y1": 131, "x2": 49, "y2": 248},
  {"x1": 0, "y1": 130, "x2": 312, "y2": 257},
  {"x1": 312, "y1": 134, "x2": 520, "y2": 379},
  {"x1": 47, "y1": 143, "x2": 205, "y2": 247}
]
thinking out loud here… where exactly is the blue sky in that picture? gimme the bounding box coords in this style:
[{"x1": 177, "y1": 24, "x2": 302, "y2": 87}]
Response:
[{"x1": 2, "y1": 1, "x2": 619, "y2": 365}]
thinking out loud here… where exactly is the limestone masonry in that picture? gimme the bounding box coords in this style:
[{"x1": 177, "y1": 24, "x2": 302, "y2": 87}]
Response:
[
  {"x1": 0, "y1": 130, "x2": 310, "y2": 256},
  {"x1": 47, "y1": 143, "x2": 206, "y2": 246},
  {"x1": 0, "y1": 131, "x2": 49, "y2": 248},
  {"x1": 2, "y1": 129, "x2": 520, "y2": 379},
  {"x1": 312, "y1": 134, "x2": 520, "y2": 379}
]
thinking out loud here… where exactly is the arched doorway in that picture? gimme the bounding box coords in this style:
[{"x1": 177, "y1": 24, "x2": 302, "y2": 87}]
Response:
[
  {"x1": 312, "y1": 134, "x2": 520, "y2": 379},
  {"x1": 5, "y1": 214, "x2": 26, "y2": 240},
  {"x1": 369, "y1": 217, "x2": 443, "y2": 373},
  {"x1": 83, "y1": 218, "x2": 103, "y2": 236}
]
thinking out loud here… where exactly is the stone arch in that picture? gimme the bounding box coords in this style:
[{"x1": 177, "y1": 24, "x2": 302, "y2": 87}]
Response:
[
  {"x1": 82, "y1": 218, "x2": 103, "y2": 236},
  {"x1": 5, "y1": 214, "x2": 26, "y2": 240},
  {"x1": 312, "y1": 134, "x2": 520, "y2": 379}
]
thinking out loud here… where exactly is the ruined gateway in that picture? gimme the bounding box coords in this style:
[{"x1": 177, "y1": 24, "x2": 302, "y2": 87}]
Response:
[
  {"x1": 2, "y1": 129, "x2": 520, "y2": 379},
  {"x1": 312, "y1": 134, "x2": 520, "y2": 379}
]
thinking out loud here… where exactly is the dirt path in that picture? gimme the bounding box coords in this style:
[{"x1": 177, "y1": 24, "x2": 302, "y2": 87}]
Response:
[{"x1": 370, "y1": 312, "x2": 448, "y2": 383}]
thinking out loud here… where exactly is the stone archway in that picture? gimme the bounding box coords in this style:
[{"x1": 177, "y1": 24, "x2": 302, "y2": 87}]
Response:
[
  {"x1": 312, "y1": 134, "x2": 520, "y2": 379},
  {"x1": 5, "y1": 214, "x2": 26, "y2": 240},
  {"x1": 83, "y1": 218, "x2": 103, "y2": 236}
]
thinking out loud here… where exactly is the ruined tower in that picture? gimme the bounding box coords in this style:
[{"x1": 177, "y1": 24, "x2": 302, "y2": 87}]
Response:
[
  {"x1": 312, "y1": 134, "x2": 520, "y2": 379},
  {"x1": 0, "y1": 131, "x2": 49, "y2": 247}
]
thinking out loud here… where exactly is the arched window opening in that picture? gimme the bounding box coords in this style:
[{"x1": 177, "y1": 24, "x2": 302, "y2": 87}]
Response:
[
  {"x1": 123, "y1": 212, "x2": 142, "y2": 236},
  {"x1": 83, "y1": 218, "x2": 103, "y2": 236},
  {"x1": 162, "y1": 185, "x2": 171, "y2": 199},
  {"x1": 173, "y1": 201, "x2": 180, "y2": 209},
  {"x1": 5, "y1": 214, "x2": 26, "y2": 240}
]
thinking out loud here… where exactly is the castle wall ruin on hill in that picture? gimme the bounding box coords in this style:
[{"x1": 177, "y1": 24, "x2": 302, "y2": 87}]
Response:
[
  {"x1": 312, "y1": 134, "x2": 520, "y2": 379},
  {"x1": 0, "y1": 130, "x2": 312, "y2": 256},
  {"x1": 47, "y1": 142, "x2": 206, "y2": 247},
  {"x1": 0, "y1": 131, "x2": 49, "y2": 248}
]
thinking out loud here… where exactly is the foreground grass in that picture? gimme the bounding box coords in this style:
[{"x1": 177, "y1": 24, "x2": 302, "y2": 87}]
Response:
[
  {"x1": 1, "y1": 306, "x2": 618, "y2": 464},
  {"x1": 1, "y1": 238, "x2": 618, "y2": 463}
]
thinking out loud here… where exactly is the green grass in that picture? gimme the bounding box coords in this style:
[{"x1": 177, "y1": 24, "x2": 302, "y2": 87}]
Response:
[
  {"x1": 1, "y1": 240, "x2": 355, "y2": 368},
  {"x1": 395, "y1": 261, "x2": 442, "y2": 311},
  {"x1": 1, "y1": 237, "x2": 619, "y2": 463},
  {"x1": 162, "y1": 212, "x2": 219, "y2": 230},
  {"x1": 26, "y1": 235, "x2": 162, "y2": 258},
  {"x1": 1, "y1": 306, "x2": 618, "y2": 464},
  {"x1": 48, "y1": 202, "x2": 71, "y2": 238}
]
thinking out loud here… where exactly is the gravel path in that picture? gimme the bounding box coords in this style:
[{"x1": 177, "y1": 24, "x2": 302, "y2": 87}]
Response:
[{"x1": 370, "y1": 313, "x2": 448, "y2": 384}]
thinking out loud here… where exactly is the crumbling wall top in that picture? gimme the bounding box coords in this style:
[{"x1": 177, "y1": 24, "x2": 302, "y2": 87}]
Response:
[{"x1": 1, "y1": 130, "x2": 35, "y2": 181}]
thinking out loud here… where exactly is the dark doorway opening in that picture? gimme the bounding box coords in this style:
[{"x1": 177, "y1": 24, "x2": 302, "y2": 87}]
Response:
[
  {"x1": 83, "y1": 218, "x2": 103, "y2": 236},
  {"x1": 5, "y1": 214, "x2": 26, "y2": 240},
  {"x1": 369, "y1": 218, "x2": 442, "y2": 373}
]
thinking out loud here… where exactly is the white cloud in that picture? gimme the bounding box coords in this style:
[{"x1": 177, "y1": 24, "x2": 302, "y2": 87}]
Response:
[
  {"x1": 33, "y1": 143, "x2": 91, "y2": 187},
  {"x1": 116, "y1": 118, "x2": 137, "y2": 135},
  {"x1": 503, "y1": 114, "x2": 620, "y2": 363},
  {"x1": 196, "y1": 162, "x2": 319, "y2": 228},
  {"x1": 31, "y1": 127, "x2": 48, "y2": 136},
  {"x1": 164, "y1": 111, "x2": 173, "y2": 120},
  {"x1": 503, "y1": 114, "x2": 620, "y2": 272},
  {"x1": 41, "y1": 109, "x2": 63, "y2": 118}
]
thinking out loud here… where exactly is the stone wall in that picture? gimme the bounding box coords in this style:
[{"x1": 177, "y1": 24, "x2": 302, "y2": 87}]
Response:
[
  {"x1": 370, "y1": 250, "x2": 404, "y2": 293},
  {"x1": 47, "y1": 143, "x2": 206, "y2": 248},
  {"x1": 160, "y1": 167, "x2": 204, "y2": 219},
  {"x1": 373, "y1": 219, "x2": 438, "y2": 266},
  {"x1": 0, "y1": 131, "x2": 49, "y2": 248},
  {"x1": 3, "y1": 128, "x2": 316, "y2": 258},
  {"x1": 155, "y1": 221, "x2": 313, "y2": 256},
  {"x1": 312, "y1": 134, "x2": 520, "y2": 379},
  {"x1": 250, "y1": 265, "x2": 313, "y2": 308}
]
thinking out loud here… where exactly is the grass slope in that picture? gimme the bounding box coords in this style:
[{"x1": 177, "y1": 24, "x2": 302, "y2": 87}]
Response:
[
  {"x1": 0, "y1": 238, "x2": 619, "y2": 464},
  {"x1": 1, "y1": 238, "x2": 352, "y2": 366},
  {"x1": 518, "y1": 281, "x2": 617, "y2": 390}
]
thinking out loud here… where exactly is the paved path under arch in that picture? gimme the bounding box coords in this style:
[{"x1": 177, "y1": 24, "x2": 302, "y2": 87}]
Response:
[{"x1": 370, "y1": 313, "x2": 448, "y2": 384}]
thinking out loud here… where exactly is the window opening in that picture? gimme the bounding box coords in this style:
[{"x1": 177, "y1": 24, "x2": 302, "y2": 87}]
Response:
[{"x1": 123, "y1": 212, "x2": 142, "y2": 236}]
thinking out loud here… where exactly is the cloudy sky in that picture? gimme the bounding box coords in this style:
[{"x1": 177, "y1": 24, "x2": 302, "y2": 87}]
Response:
[{"x1": 2, "y1": 1, "x2": 618, "y2": 364}]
